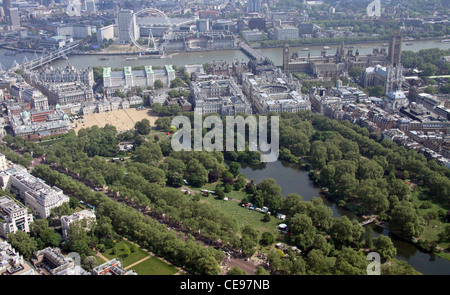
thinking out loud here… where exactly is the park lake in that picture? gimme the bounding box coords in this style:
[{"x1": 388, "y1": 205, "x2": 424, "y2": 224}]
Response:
[{"x1": 235, "y1": 159, "x2": 450, "y2": 275}]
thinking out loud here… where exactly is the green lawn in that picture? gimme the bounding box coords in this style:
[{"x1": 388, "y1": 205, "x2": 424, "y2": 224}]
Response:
[
  {"x1": 95, "y1": 255, "x2": 107, "y2": 266},
  {"x1": 130, "y1": 257, "x2": 179, "y2": 275},
  {"x1": 99, "y1": 239, "x2": 180, "y2": 274},
  {"x1": 187, "y1": 184, "x2": 283, "y2": 237},
  {"x1": 101, "y1": 240, "x2": 149, "y2": 267},
  {"x1": 410, "y1": 188, "x2": 449, "y2": 250}
]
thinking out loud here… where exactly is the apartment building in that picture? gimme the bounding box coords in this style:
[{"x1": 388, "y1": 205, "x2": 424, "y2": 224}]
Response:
[
  {"x1": 0, "y1": 165, "x2": 69, "y2": 219},
  {"x1": 0, "y1": 240, "x2": 35, "y2": 275},
  {"x1": 0, "y1": 195, "x2": 34, "y2": 238},
  {"x1": 61, "y1": 209, "x2": 96, "y2": 239}
]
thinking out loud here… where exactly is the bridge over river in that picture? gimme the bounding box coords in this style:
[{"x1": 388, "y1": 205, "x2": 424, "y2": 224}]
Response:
[
  {"x1": 239, "y1": 41, "x2": 272, "y2": 63},
  {"x1": 8, "y1": 41, "x2": 81, "y2": 71}
]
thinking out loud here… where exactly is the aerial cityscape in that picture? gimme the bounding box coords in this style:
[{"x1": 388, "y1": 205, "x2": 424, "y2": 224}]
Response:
[{"x1": 0, "y1": 0, "x2": 449, "y2": 284}]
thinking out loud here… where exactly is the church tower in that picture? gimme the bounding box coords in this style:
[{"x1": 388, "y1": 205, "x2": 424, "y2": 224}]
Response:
[
  {"x1": 385, "y1": 30, "x2": 404, "y2": 94},
  {"x1": 388, "y1": 30, "x2": 402, "y2": 67}
]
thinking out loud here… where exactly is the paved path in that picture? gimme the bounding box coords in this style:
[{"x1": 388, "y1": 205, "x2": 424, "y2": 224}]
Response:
[
  {"x1": 96, "y1": 252, "x2": 109, "y2": 263},
  {"x1": 124, "y1": 256, "x2": 151, "y2": 270}
]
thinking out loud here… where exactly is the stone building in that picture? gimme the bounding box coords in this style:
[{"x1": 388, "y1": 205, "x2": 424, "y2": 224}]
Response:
[
  {"x1": 102, "y1": 65, "x2": 176, "y2": 96},
  {"x1": 190, "y1": 78, "x2": 252, "y2": 116}
]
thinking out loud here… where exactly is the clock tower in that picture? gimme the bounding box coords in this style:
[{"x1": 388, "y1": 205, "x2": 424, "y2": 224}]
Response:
[{"x1": 283, "y1": 44, "x2": 290, "y2": 73}]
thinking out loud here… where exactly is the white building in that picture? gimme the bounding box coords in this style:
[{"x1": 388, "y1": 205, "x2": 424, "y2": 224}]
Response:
[
  {"x1": 21, "y1": 88, "x2": 49, "y2": 111},
  {"x1": 384, "y1": 90, "x2": 409, "y2": 114},
  {"x1": 241, "y1": 70, "x2": 310, "y2": 114},
  {"x1": 0, "y1": 153, "x2": 8, "y2": 172},
  {"x1": 0, "y1": 240, "x2": 35, "y2": 275},
  {"x1": 0, "y1": 195, "x2": 34, "y2": 238},
  {"x1": 102, "y1": 65, "x2": 176, "y2": 95},
  {"x1": 61, "y1": 209, "x2": 96, "y2": 238},
  {"x1": 273, "y1": 25, "x2": 299, "y2": 41},
  {"x1": 0, "y1": 165, "x2": 69, "y2": 219},
  {"x1": 190, "y1": 78, "x2": 253, "y2": 115},
  {"x1": 118, "y1": 10, "x2": 139, "y2": 44},
  {"x1": 97, "y1": 24, "x2": 117, "y2": 43},
  {"x1": 242, "y1": 29, "x2": 265, "y2": 42},
  {"x1": 9, "y1": 7, "x2": 20, "y2": 29},
  {"x1": 31, "y1": 247, "x2": 90, "y2": 275}
]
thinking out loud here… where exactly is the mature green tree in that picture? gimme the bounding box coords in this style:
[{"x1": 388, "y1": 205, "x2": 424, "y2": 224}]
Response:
[
  {"x1": 333, "y1": 247, "x2": 367, "y2": 275},
  {"x1": 233, "y1": 174, "x2": 247, "y2": 191},
  {"x1": 154, "y1": 79, "x2": 164, "y2": 89},
  {"x1": 307, "y1": 197, "x2": 333, "y2": 229},
  {"x1": 349, "y1": 67, "x2": 363, "y2": 81},
  {"x1": 257, "y1": 178, "x2": 284, "y2": 212},
  {"x1": 240, "y1": 226, "x2": 259, "y2": 257},
  {"x1": 39, "y1": 228, "x2": 62, "y2": 248},
  {"x1": 7, "y1": 231, "x2": 38, "y2": 259},
  {"x1": 227, "y1": 266, "x2": 247, "y2": 275},
  {"x1": 215, "y1": 184, "x2": 225, "y2": 199},
  {"x1": 288, "y1": 213, "x2": 316, "y2": 250},
  {"x1": 388, "y1": 178, "x2": 410, "y2": 201},
  {"x1": 135, "y1": 119, "x2": 151, "y2": 135},
  {"x1": 260, "y1": 232, "x2": 275, "y2": 246},
  {"x1": 357, "y1": 180, "x2": 390, "y2": 214},
  {"x1": 310, "y1": 141, "x2": 328, "y2": 169},
  {"x1": 283, "y1": 193, "x2": 308, "y2": 217},
  {"x1": 365, "y1": 85, "x2": 385, "y2": 97},
  {"x1": 381, "y1": 260, "x2": 419, "y2": 275},
  {"x1": 155, "y1": 117, "x2": 172, "y2": 131},
  {"x1": 186, "y1": 158, "x2": 208, "y2": 187},
  {"x1": 134, "y1": 141, "x2": 163, "y2": 166},
  {"x1": 374, "y1": 236, "x2": 397, "y2": 262},
  {"x1": 306, "y1": 249, "x2": 335, "y2": 275},
  {"x1": 30, "y1": 219, "x2": 50, "y2": 238},
  {"x1": 311, "y1": 234, "x2": 332, "y2": 256},
  {"x1": 389, "y1": 201, "x2": 425, "y2": 239},
  {"x1": 254, "y1": 266, "x2": 270, "y2": 275},
  {"x1": 228, "y1": 162, "x2": 241, "y2": 177},
  {"x1": 420, "y1": 62, "x2": 438, "y2": 76},
  {"x1": 81, "y1": 256, "x2": 98, "y2": 273},
  {"x1": 328, "y1": 216, "x2": 355, "y2": 248},
  {"x1": 170, "y1": 78, "x2": 185, "y2": 88},
  {"x1": 50, "y1": 202, "x2": 74, "y2": 219}
]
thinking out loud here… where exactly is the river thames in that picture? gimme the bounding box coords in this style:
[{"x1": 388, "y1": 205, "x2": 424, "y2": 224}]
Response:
[{"x1": 1, "y1": 38, "x2": 449, "y2": 70}]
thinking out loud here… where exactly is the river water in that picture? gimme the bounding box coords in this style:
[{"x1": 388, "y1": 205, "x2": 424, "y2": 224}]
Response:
[
  {"x1": 1, "y1": 38, "x2": 449, "y2": 70},
  {"x1": 237, "y1": 160, "x2": 450, "y2": 275}
]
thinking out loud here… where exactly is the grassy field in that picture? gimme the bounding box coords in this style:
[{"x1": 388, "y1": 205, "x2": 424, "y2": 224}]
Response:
[
  {"x1": 129, "y1": 257, "x2": 179, "y2": 275},
  {"x1": 187, "y1": 183, "x2": 284, "y2": 238},
  {"x1": 101, "y1": 240, "x2": 149, "y2": 268},
  {"x1": 410, "y1": 188, "x2": 449, "y2": 251},
  {"x1": 98, "y1": 239, "x2": 180, "y2": 275}
]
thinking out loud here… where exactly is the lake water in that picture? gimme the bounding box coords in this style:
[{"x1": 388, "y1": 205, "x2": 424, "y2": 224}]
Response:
[{"x1": 237, "y1": 159, "x2": 450, "y2": 275}]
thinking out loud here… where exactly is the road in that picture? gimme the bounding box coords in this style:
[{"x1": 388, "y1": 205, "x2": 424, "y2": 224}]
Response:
[{"x1": 43, "y1": 163, "x2": 264, "y2": 275}]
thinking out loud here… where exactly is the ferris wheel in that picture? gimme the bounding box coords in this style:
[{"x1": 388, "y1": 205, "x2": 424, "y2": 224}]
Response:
[{"x1": 128, "y1": 8, "x2": 173, "y2": 53}]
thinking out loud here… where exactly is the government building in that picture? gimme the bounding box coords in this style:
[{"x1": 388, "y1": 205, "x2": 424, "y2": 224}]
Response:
[{"x1": 102, "y1": 65, "x2": 176, "y2": 96}]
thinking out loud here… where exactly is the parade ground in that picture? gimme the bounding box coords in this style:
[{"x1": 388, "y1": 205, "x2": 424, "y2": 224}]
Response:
[{"x1": 73, "y1": 108, "x2": 159, "y2": 134}]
